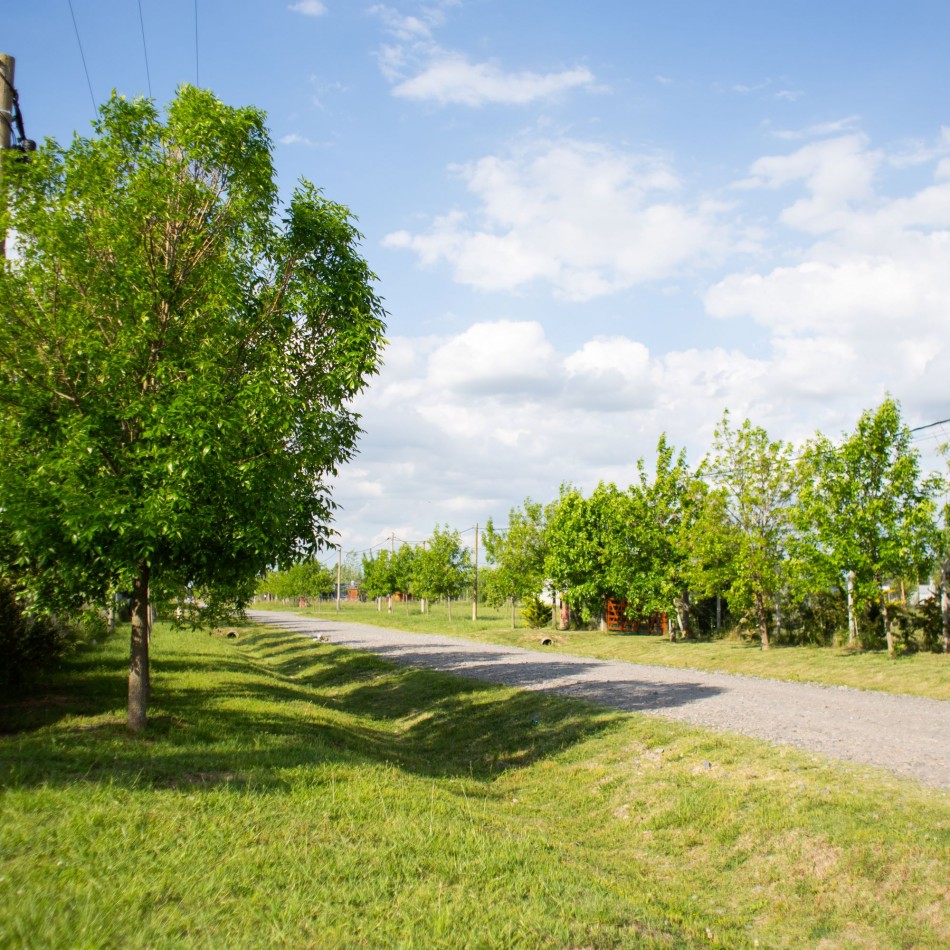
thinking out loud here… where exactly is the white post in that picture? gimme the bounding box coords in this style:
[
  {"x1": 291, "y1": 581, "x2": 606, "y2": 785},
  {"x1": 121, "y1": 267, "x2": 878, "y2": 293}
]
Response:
[
  {"x1": 336, "y1": 546, "x2": 342, "y2": 612},
  {"x1": 846, "y1": 570, "x2": 858, "y2": 646}
]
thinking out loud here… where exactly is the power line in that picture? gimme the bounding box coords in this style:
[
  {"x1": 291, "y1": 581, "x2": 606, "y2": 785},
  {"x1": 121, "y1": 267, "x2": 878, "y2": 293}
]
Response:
[
  {"x1": 137, "y1": 0, "x2": 153, "y2": 98},
  {"x1": 66, "y1": 0, "x2": 97, "y2": 117},
  {"x1": 910, "y1": 416, "x2": 950, "y2": 433}
]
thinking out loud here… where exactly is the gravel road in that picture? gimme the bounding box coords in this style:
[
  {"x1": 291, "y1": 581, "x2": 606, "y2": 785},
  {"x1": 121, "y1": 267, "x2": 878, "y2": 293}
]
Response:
[{"x1": 248, "y1": 609, "x2": 950, "y2": 791}]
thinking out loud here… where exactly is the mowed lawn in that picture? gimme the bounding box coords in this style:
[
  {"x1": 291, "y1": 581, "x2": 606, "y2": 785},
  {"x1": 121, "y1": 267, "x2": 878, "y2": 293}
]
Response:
[
  {"x1": 267, "y1": 599, "x2": 950, "y2": 702},
  {"x1": 2, "y1": 621, "x2": 949, "y2": 948}
]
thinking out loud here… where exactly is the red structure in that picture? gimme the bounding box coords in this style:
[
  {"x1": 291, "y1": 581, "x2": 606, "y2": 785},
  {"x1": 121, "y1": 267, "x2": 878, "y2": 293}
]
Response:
[{"x1": 605, "y1": 598, "x2": 668, "y2": 635}]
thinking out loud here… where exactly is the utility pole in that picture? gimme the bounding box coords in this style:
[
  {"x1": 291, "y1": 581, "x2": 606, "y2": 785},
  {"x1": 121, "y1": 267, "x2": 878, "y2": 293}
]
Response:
[
  {"x1": 336, "y1": 546, "x2": 342, "y2": 612},
  {"x1": 388, "y1": 531, "x2": 394, "y2": 614},
  {"x1": 0, "y1": 54, "x2": 14, "y2": 259},
  {"x1": 0, "y1": 55, "x2": 13, "y2": 151},
  {"x1": 471, "y1": 523, "x2": 478, "y2": 621}
]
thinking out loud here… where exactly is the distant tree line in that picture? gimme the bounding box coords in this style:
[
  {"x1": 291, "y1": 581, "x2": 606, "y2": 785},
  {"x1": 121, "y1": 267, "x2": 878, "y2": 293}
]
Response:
[
  {"x1": 486, "y1": 398, "x2": 948, "y2": 654},
  {"x1": 260, "y1": 398, "x2": 949, "y2": 654}
]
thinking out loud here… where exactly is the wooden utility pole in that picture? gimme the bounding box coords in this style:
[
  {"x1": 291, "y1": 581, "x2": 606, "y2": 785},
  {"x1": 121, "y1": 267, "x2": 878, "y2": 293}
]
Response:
[
  {"x1": 471, "y1": 522, "x2": 478, "y2": 621},
  {"x1": 388, "y1": 531, "x2": 394, "y2": 614},
  {"x1": 0, "y1": 55, "x2": 13, "y2": 151},
  {"x1": 0, "y1": 54, "x2": 14, "y2": 259}
]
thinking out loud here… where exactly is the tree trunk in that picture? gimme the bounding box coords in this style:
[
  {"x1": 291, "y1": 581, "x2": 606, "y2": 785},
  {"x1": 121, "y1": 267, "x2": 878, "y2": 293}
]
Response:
[
  {"x1": 510, "y1": 596, "x2": 515, "y2": 630},
  {"x1": 671, "y1": 598, "x2": 682, "y2": 641},
  {"x1": 673, "y1": 590, "x2": 690, "y2": 640},
  {"x1": 128, "y1": 561, "x2": 150, "y2": 732},
  {"x1": 754, "y1": 591, "x2": 770, "y2": 650},
  {"x1": 447, "y1": 596, "x2": 452, "y2": 621}
]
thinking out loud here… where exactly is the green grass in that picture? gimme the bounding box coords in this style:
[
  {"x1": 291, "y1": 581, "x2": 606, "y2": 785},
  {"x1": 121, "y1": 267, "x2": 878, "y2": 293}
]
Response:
[
  {"x1": 267, "y1": 599, "x2": 950, "y2": 701},
  {"x1": 2, "y1": 621, "x2": 949, "y2": 948}
]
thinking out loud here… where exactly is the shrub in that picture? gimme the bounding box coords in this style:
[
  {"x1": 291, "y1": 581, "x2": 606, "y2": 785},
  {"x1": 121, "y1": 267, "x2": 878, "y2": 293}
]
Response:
[
  {"x1": 521, "y1": 595, "x2": 552, "y2": 629},
  {"x1": 0, "y1": 581, "x2": 70, "y2": 689}
]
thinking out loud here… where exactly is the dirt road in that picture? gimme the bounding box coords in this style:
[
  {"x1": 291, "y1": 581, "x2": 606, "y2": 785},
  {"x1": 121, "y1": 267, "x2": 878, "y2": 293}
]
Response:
[{"x1": 248, "y1": 609, "x2": 950, "y2": 790}]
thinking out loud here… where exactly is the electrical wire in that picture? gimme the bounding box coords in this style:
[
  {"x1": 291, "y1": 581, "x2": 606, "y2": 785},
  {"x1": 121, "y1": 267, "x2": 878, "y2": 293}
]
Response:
[
  {"x1": 137, "y1": 0, "x2": 153, "y2": 98},
  {"x1": 66, "y1": 0, "x2": 97, "y2": 117},
  {"x1": 910, "y1": 416, "x2": 950, "y2": 433}
]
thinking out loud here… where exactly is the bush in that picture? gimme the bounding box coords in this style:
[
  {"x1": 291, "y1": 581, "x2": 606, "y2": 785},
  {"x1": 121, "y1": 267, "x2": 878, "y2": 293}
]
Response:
[
  {"x1": 779, "y1": 592, "x2": 844, "y2": 647},
  {"x1": 521, "y1": 595, "x2": 552, "y2": 629},
  {"x1": 0, "y1": 581, "x2": 71, "y2": 689}
]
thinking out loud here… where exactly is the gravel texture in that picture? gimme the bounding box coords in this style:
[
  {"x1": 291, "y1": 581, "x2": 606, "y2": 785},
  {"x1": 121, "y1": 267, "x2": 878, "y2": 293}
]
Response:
[{"x1": 248, "y1": 610, "x2": 950, "y2": 790}]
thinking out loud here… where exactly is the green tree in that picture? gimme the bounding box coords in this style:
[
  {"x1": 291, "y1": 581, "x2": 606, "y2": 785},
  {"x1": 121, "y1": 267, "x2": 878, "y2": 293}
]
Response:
[
  {"x1": 696, "y1": 413, "x2": 797, "y2": 649},
  {"x1": 0, "y1": 88, "x2": 386, "y2": 729},
  {"x1": 483, "y1": 498, "x2": 548, "y2": 627},
  {"x1": 340, "y1": 551, "x2": 363, "y2": 589},
  {"x1": 796, "y1": 398, "x2": 940, "y2": 654},
  {"x1": 623, "y1": 436, "x2": 701, "y2": 639},
  {"x1": 392, "y1": 543, "x2": 418, "y2": 613},
  {"x1": 260, "y1": 560, "x2": 334, "y2": 601},
  {"x1": 412, "y1": 526, "x2": 471, "y2": 620},
  {"x1": 361, "y1": 550, "x2": 394, "y2": 607},
  {"x1": 544, "y1": 483, "x2": 631, "y2": 626}
]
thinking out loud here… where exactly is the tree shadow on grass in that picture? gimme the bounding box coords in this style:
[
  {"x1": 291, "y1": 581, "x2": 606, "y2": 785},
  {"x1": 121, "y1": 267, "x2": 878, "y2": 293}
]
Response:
[{"x1": 0, "y1": 624, "x2": 719, "y2": 793}]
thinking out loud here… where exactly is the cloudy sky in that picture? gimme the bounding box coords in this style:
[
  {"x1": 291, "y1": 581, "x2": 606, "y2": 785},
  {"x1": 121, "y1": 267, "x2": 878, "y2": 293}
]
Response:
[{"x1": 8, "y1": 1, "x2": 950, "y2": 558}]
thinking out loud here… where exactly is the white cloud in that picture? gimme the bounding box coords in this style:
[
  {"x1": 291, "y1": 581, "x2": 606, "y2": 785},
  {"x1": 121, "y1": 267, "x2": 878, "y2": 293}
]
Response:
[
  {"x1": 372, "y1": 4, "x2": 595, "y2": 107},
  {"x1": 426, "y1": 321, "x2": 558, "y2": 395},
  {"x1": 391, "y1": 54, "x2": 596, "y2": 106},
  {"x1": 700, "y1": 129, "x2": 950, "y2": 441},
  {"x1": 385, "y1": 139, "x2": 722, "y2": 300},
  {"x1": 371, "y1": 3, "x2": 448, "y2": 41},
  {"x1": 279, "y1": 132, "x2": 318, "y2": 146},
  {"x1": 736, "y1": 134, "x2": 883, "y2": 233},
  {"x1": 289, "y1": 0, "x2": 327, "y2": 16},
  {"x1": 771, "y1": 116, "x2": 862, "y2": 141}
]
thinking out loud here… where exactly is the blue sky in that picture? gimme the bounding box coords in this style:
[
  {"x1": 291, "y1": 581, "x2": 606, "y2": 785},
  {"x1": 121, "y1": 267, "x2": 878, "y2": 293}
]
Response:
[{"x1": 7, "y1": 1, "x2": 950, "y2": 558}]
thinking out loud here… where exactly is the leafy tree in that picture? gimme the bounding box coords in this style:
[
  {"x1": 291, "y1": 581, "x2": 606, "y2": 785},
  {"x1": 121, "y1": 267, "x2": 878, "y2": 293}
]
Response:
[
  {"x1": 392, "y1": 543, "x2": 418, "y2": 613},
  {"x1": 695, "y1": 413, "x2": 797, "y2": 649},
  {"x1": 0, "y1": 88, "x2": 386, "y2": 729},
  {"x1": 340, "y1": 551, "x2": 364, "y2": 589},
  {"x1": 796, "y1": 398, "x2": 941, "y2": 654},
  {"x1": 361, "y1": 550, "x2": 394, "y2": 607},
  {"x1": 623, "y1": 436, "x2": 701, "y2": 639},
  {"x1": 257, "y1": 560, "x2": 334, "y2": 601},
  {"x1": 412, "y1": 526, "x2": 471, "y2": 619},
  {"x1": 483, "y1": 498, "x2": 548, "y2": 627},
  {"x1": 544, "y1": 483, "x2": 631, "y2": 626}
]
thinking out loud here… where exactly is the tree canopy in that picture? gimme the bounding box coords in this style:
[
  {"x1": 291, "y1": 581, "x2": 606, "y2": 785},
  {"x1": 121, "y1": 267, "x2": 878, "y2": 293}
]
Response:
[
  {"x1": 0, "y1": 87, "x2": 386, "y2": 728},
  {"x1": 412, "y1": 526, "x2": 471, "y2": 620},
  {"x1": 796, "y1": 397, "x2": 941, "y2": 653}
]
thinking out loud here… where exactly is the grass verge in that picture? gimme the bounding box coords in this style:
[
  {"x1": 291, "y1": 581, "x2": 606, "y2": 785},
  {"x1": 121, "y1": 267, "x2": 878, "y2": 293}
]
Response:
[
  {"x1": 263, "y1": 600, "x2": 950, "y2": 701},
  {"x1": 2, "y1": 621, "x2": 949, "y2": 948}
]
